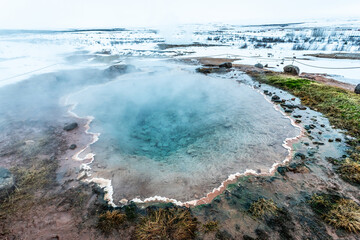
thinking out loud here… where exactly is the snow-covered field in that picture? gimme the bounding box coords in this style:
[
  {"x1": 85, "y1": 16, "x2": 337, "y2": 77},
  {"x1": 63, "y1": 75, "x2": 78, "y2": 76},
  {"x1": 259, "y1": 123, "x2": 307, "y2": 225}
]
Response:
[{"x1": 0, "y1": 19, "x2": 360, "y2": 87}]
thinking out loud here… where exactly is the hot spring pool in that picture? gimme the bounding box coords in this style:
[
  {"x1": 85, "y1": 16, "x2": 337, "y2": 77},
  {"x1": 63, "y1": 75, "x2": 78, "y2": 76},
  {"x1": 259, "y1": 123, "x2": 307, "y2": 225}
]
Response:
[{"x1": 68, "y1": 61, "x2": 300, "y2": 204}]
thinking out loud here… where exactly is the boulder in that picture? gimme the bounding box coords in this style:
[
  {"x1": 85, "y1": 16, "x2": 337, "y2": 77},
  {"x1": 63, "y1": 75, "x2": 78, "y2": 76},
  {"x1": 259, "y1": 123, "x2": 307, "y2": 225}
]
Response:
[
  {"x1": 283, "y1": 65, "x2": 300, "y2": 75},
  {"x1": 104, "y1": 64, "x2": 135, "y2": 78},
  {"x1": 355, "y1": 84, "x2": 360, "y2": 94},
  {"x1": 219, "y1": 62, "x2": 232, "y2": 68},
  {"x1": 0, "y1": 168, "x2": 15, "y2": 199},
  {"x1": 196, "y1": 67, "x2": 226, "y2": 74},
  {"x1": 254, "y1": 63, "x2": 264, "y2": 69},
  {"x1": 63, "y1": 122, "x2": 78, "y2": 131}
]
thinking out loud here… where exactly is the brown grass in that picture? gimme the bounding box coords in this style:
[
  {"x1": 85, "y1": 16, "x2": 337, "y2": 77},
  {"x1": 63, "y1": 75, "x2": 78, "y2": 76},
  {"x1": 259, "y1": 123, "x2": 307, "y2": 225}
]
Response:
[
  {"x1": 324, "y1": 199, "x2": 360, "y2": 232},
  {"x1": 202, "y1": 220, "x2": 219, "y2": 233},
  {"x1": 0, "y1": 158, "x2": 58, "y2": 218},
  {"x1": 249, "y1": 198, "x2": 278, "y2": 218},
  {"x1": 97, "y1": 210, "x2": 127, "y2": 234},
  {"x1": 135, "y1": 208, "x2": 198, "y2": 240},
  {"x1": 338, "y1": 159, "x2": 360, "y2": 184},
  {"x1": 309, "y1": 194, "x2": 360, "y2": 232}
]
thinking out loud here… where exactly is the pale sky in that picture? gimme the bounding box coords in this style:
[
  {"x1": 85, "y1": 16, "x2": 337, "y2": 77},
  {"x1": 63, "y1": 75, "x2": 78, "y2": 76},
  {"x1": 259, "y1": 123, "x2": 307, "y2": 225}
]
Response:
[{"x1": 0, "y1": 0, "x2": 359, "y2": 29}]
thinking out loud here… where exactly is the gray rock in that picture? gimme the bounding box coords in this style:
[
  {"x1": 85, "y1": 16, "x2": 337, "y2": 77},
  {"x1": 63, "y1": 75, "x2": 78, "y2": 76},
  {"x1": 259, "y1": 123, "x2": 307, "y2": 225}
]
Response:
[
  {"x1": 63, "y1": 122, "x2": 78, "y2": 131},
  {"x1": 69, "y1": 144, "x2": 77, "y2": 150},
  {"x1": 297, "y1": 105, "x2": 307, "y2": 110},
  {"x1": 0, "y1": 168, "x2": 15, "y2": 199},
  {"x1": 271, "y1": 95, "x2": 280, "y2": 101},
  {"x1": 294, "y1": 152, "x2": 306, "y2": 160},
  {"x1": 255, "y1": 63, "x2": 264, "y2": 69},
  {"x1": 104, "y1": 64, "x2": 135, "y2": 78},
  {"x1": 196, "y1": 67, "x2": 227, "y2": 74},
  {"x1": 219, "y1": 62, "x2": 232, "y2": 68},
  {"x1": 283, "y1": 65, "x2": 300, "y2": 75},
  {"x1": 355, "y1": 84, "x2": 360, "y2": 94}
]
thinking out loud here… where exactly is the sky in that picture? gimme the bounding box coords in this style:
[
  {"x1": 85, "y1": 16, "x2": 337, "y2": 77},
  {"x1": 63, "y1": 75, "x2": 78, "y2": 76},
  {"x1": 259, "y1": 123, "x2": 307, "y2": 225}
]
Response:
[{"x1": 0, "y1": 0, "x2": 360, "y2": 29}]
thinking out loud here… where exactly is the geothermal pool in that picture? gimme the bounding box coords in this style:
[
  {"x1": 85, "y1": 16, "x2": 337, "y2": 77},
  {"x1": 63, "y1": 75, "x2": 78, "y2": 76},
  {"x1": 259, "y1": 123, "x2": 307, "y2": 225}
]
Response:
[{"x1": 68, "y1": 61, "x2": 300, "y2": 204}]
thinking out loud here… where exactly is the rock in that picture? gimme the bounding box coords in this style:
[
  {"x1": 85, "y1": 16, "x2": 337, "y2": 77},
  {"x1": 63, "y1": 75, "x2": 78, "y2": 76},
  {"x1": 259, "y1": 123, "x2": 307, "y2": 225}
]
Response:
[
  {"x1": 69, "y1": 144, "x2": 77, "y2": 150},
  {"x1": 104, "y1": 64, "x2": 135, "y2": 78},
  {"x1": 271, "y1": 95, "x2": 280, "y2": 101},
  {"x1": 63, "y1": 122, "x2": 78, "y2": 131},
  {"x1": 219, "y1": 62, "x2": 232, "y2": 68},
  {"x1": 281, "y1": 104, "x2": 296, "y2": 109},
  {"x1": 0, "y1": 168, "x2": 15, "y2": 199},
  {"x1": 243, "y1": 235, "x2": 255, "y2": 240},
  {"x1": 297, "y1": 105, "x2": 307, "y2": 110},
  {"x1": 283, "y1": 65, "x2": 300, "y2": 75},
  {"x1": 255, "y1": 63, "x2": 264, "y2": 69},
  {"x1": 215, "y1": 230, "x2": 234, "y2": 240},
  {"x1": 255, "y1": 229, "x2": 270, "y2": 240},
  {"x1": 355, "y1": 84, "x2": 360, "y2": 94},
  {"x1": 196, "y1": 67, "x2": 226, "y2": 74},
  {"x1": 289, "y1": 163, "x2": 310, "y2": 174},
  {"x1": 294, "y1": 152, "x2": 306, "y2": 160},
  {"x1": 277, "y1": 166, "x2": 288, "y2": 176}
]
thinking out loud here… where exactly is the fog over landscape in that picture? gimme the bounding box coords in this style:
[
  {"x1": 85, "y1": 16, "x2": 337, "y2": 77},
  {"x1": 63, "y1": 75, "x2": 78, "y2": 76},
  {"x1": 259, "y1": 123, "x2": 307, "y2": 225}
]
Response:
[
  {"x1": 0, "y1": 0, "x2": 360, "y2": 29},
  {"x1": 0, "y1": 1, "x2": 360, "y2": 239}
]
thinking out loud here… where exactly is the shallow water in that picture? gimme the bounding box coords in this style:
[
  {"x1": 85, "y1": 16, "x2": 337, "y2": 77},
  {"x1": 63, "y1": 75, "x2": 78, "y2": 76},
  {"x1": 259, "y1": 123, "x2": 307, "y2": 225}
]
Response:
[{"x1": 68, "y1": 60, "x2": 300, "y2": 203}]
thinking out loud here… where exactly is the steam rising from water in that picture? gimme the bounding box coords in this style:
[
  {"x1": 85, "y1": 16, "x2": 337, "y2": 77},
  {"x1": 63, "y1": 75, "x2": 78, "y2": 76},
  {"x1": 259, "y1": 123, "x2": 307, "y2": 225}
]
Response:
[{"x1": 68, "y1": 60, "x2": 300, "y2": 202}]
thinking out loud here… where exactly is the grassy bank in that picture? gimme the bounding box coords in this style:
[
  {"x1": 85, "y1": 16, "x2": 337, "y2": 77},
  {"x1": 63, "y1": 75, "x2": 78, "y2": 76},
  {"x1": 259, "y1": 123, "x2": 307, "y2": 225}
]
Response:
[
  {"x1": 253, "y1": 73, "x2": 360, "y2": 141},
  {"x1": 252, "y1": 72, "x2": 360, "y2": 187}
]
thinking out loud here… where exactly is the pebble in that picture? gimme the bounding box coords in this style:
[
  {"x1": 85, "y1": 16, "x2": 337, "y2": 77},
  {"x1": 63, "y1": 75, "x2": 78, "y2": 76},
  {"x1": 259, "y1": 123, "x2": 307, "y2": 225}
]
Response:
[{"x1": 69, "y1": 144, "x2": 77, "y2": 150}]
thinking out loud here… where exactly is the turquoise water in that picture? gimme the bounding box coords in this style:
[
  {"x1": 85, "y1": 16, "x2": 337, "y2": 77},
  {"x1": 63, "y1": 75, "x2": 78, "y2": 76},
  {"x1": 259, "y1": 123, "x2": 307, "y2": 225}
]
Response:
[{"x1": 69, "y1": 61, "x2": 300, "y2": 202}]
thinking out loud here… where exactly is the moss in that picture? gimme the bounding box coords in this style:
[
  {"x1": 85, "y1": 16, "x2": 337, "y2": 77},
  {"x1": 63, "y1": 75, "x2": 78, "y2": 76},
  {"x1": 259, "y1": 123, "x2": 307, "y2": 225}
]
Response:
[
  {"x1": 135, "y1": 208, "x2": 198, "y2": 240},
  {"x1": 309, "y1": 194, "x2": 360, "y2": 232},
  {"x1": 124, "y1": 202, "x2": 138, "y2": 221},
  {"x1": 308, "y1": 194, "x2": 334, "y2": 216},
  {"x1": 97, "y1": 210, "x2": 127, "y2": 234},
  {"x1": 202, "y1": 220, "x2": 219, "y2": 233},
  {"x1": 249, "y1": 198, "x2": 278, "y2": 219},
  {"x1": 338, "y1": 159, "x2": 360, "y2": 184},
  {"x1": 254, "y1": 73, "x2": 360, "y2": 141}
]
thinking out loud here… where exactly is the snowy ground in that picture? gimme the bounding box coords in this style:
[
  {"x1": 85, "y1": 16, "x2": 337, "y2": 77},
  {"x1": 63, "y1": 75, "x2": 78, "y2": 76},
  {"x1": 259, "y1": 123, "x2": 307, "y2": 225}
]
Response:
[{"x1": 0, "y1": 19, "x2": 360, "y2": 87}]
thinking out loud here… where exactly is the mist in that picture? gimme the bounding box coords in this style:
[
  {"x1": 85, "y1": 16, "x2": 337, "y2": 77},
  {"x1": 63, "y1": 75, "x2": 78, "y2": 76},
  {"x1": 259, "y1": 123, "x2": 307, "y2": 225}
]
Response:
[{"x1": 0, "y1": 0, "x2": 359, "y2": 29}]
